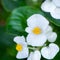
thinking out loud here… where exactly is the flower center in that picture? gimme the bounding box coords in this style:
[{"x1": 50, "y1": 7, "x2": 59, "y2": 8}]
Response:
[
  {"x1": 32, "y1": 27, "x2": 41, "y2": 34},
  {"x1": 16, "y1": 44, "x2": 23, "y2": 51}
]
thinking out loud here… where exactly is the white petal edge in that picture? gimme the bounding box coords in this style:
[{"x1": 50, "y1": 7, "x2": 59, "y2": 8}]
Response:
[
  {"x1": 27, "y1": 14, "x2": 49, "y2": 29},
  {"x1": 49, "y1": 43, "x2": 59, "y2": 59},
  {"x1": 27, "y1": 50, "x2": 41, "y2": 60},
  {"x1": 53, "y1": 0, "x2": 60, "y2": 7},
  {"x1": 13, "y1": 36, "x2": 25, "y2": 44},
  {"x1": 32, "y1": 50, "x2": 41, "y2": 60},
  {"x1": 41, "y1": 43, "x2": 59, "y2": 59},
  {"x1": 47, "y1": 32, "x2": 57, "y2": 42},
  {"x1": 41, "y1": 0, "x2": 56, "y2": 12},
  {"x1": 25, "y1": 27, "x2": 32, "y2": 33},
  {"x1": 50, "y1": 7, "x2": 60, "y2": 19},
  {"x1": 45, "y1": 25, "x2": 53, "y2": 34},
  {"x1": 27, "y1": 52, "x2": 33, "y2": 60}
]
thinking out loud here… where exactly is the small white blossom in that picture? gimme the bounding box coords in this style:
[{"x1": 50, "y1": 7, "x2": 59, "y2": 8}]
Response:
[
  {"x1": 41, "y1": 43, "x2": 59, "y2": 59},
  {"x1": 41, "y1": 0, "x2": 60, "y2": 19},
  {"x1": 13, "y1": 36, "x2": 29, "y2": 59}
]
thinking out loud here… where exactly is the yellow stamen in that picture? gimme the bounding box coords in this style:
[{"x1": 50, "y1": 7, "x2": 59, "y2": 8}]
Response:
[
  {"x1": 16, "y1": 44, "x2": 23, "y2": 51},
  {"x1": 32, "y1": 27, "x2": 41, "y2": 34}
]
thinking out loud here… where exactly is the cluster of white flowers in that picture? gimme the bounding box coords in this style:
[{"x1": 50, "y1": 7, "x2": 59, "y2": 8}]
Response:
[
  {"x1": 41, "y1": 0, "x2": 60, "y2": 19},
  {"x1": 13, "y1": 14, "x2": 59, "y2": 60}
]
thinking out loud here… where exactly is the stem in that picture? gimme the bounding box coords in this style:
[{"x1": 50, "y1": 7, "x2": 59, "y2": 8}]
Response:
[{"x1": 28, "y1": 46, "x2": 39, "y2": 50}]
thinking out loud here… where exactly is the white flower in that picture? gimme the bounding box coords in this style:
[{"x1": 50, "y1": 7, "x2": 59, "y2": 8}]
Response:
[
  {"x1": 27, "y1": 50, "x2": 41, "y2": 60},
  {"x1": 27, "y1": 43, "x2": 59, "y2": 60},
  {"x1": 41, "y1": 0, "x2": 60, "y2": 19},
  {"x1": 25, "y1": 14, "x2": 57, "y2": 46},
  {"x1": 41, "y1": 43, "x2": 59, "y2": 59},
  {"x1": 25, "y1": 14, "x2": 49, "y2": 46},
  {"x1": 13, "y1": 36, "x2": 29, "y2": 59}
]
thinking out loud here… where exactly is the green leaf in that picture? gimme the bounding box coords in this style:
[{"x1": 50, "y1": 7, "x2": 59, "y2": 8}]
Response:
[
  {"x1": 1, "y1": 0, "x2": 26, "y2": 12},
  {"x1": 7, "y1": 6, "x2": 43, "y2": 35}
]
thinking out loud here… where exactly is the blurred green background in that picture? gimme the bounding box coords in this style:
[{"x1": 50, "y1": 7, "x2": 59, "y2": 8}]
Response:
[{"x1": 0, "y1": 0, "x2": 60, "y2": 60}]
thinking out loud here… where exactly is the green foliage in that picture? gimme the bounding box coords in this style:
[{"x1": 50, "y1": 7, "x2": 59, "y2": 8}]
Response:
[
  {"x1": 7, "y1": 6, "x2": 43, "y2": 35},
  {"x1": 0, "y1": 0, "x2": 60, "y2": 60},
  {"x1": 0, "y1": 26, "x2": 26, "y2": 59},
  {"x1": 6, "y1": 6, "x2": 60, "y2": 60},
  {"x1": 1, "y1": 0, "x2": 26, "y2": 12}
]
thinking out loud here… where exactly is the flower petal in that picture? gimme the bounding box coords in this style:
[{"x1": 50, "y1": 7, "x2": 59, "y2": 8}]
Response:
[
  {"x1": 47, "y1": 32, "x2": 57, "y2": 42},
  {"x1": 45, "y1": 25, "x2": 53, "y2": 34},
  {"x1": 41, "y1": 43, "x2": 59, "y2": 59},
  {"x1": 27, "y1": 14, "x2": 49, "y2": 30},
  {"x1": 53, "y1": 0, "x2": 60, "y2": 7},
  {"x1": 50, "y1": 8, "x2": 60, "y2": 19},
  {"x1": 27, "y1": 50, "x2": 41, "y2": 60},
  {"x1": 14, "y1": 36, "x2": 25, "y2": 44},
  {"x1": 16, "y1": 47, "x2": 29, "y2": 59},
  {"x1": 26, "y1": 34, "x2": 47, "y2": 46},
  {"x1": 25, "y1": 27, "x2": 32, "y2": 34},
  {"x1": 41, "y1": 0, "x2": 56, "y2": 12},
  {"x1": 27, "y1": 52, "x2": 33, "y2": 60},
  {"x1": 32, "y1": 50, "x2": 41, "y2": 60}
]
